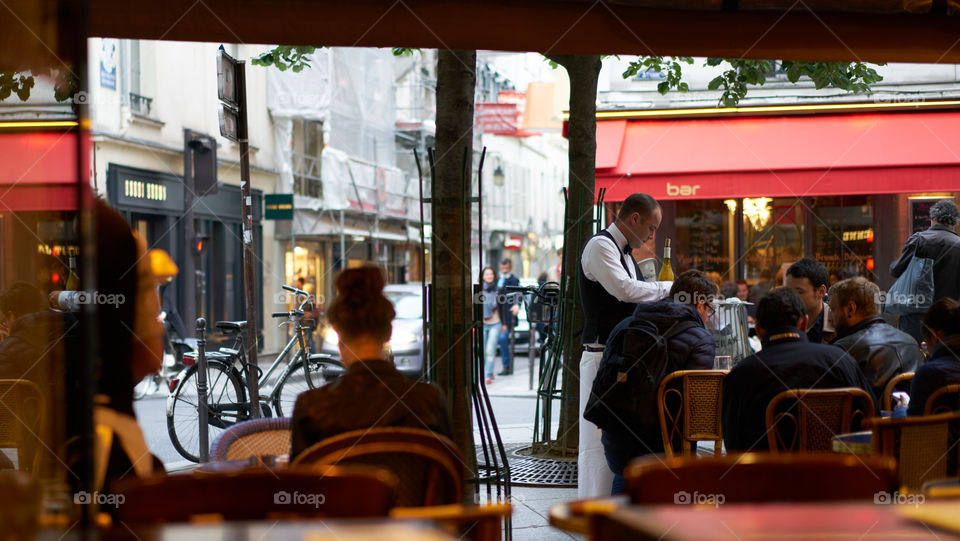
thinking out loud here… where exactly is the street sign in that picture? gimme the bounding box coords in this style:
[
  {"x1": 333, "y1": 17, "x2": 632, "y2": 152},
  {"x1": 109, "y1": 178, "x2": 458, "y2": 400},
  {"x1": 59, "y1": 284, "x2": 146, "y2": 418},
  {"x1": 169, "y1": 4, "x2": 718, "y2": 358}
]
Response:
[
  {"x1": 264, "y1": 193, "x2": 294, "y2": 220},
  {"x1": 217, "y1": 48, "x2": 241, "y2": 141}
]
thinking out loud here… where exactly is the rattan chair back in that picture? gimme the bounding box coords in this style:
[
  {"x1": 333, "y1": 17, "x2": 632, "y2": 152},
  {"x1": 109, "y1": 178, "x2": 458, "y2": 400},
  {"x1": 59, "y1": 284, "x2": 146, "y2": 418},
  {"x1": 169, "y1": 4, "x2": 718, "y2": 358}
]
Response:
[
  {"x1": 657, "y1": 370, "x2": 727, "y2": 458},
  {"x1": 765, "y1": 388, "x2": 874, "y2": 453},
  {"x1": 210, "y1": 417, "x2": 291, "y2": 461},
  {"x1": 924, "y1": 384, "x2": 960, "y2": 415},
  {"x1": 867, "y1": 411, "x2": 960, "y2": 493},
  {"x1": 291, "y1": 427, "x2": 463, "y2": 507}
]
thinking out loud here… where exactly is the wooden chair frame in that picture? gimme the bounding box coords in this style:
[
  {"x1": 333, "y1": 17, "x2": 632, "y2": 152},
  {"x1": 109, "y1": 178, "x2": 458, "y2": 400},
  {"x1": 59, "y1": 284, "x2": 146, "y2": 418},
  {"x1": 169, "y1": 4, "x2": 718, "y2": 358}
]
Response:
[
  {"x1": 0, "y1": 379, "x2": 45, "y2": 476},
  {"x1": 765, "y1": 387, "x2": 874, "y2": 454},
  {"x1": 882, "y1": 372, "x2": 914, "y2": 411},
  {"x1": 866, "y1": 411, "x2": 960, "y2": 493},
  {"x1": 657, "y1": 370, "x2": 728, "y2": 458},
  {"x1": 924, "y1": 384, "x2": 960, "y2": 415},
  {"x1": 391, "y1": 503, "x2": 512, "y2": 541},
  {"x1": 291, "y1": 427, "x2": 463, "y2": 506}
]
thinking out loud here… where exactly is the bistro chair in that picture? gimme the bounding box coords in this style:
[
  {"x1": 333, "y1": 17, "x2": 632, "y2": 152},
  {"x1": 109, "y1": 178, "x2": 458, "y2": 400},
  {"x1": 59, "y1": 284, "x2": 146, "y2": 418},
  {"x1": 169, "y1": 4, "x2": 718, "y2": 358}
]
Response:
[
  {"x1": 882, "y1": 372, "x2": 915, "y2": 411},
  {"x1": 391, "y1": 503, "x2": 512, "y2": 541},
  {"x1": 291, "y1": 427, "x2": 463, "y2": 507},
  {"x1": 209, "y1": 416, "x2": 292, "y2": 462},
  {"x1": 624, "y1": 452, "x2": 897, "y2": 504},
  {"x1": 0, "y1": 380, "x2": 45, "y2": 476},
  {"x1": 115, "y1": 466, "x2": 397, "y2": 523},
  {"x1": 657, "y1": 370, "x2": 727, "y2": 458},
  {"x1": 765, "y1": 388, "x2": 874, "y2": 453},
  {"x1": 924, "y1": 384, "x2": 960, "y2": 415},
  {"x1": 866, "y1": 411, "x2": 960, "y2": 493}
]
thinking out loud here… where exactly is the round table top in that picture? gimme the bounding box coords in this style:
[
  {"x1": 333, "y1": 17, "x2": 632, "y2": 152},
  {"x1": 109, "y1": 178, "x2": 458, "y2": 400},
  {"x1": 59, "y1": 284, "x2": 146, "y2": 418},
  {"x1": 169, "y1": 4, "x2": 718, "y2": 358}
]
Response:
[
  {"x1": 831, "y1": 431, "x2": 873, "y2": 454},
  {"x1": 193, "y1": 455, "x2": 289, "y2": 475}
]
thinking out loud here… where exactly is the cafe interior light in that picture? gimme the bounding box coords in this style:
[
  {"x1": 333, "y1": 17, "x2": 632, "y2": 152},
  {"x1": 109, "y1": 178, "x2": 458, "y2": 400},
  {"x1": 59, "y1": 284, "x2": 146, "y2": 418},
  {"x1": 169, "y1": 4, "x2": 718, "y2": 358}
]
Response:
[
  {"x1": 743, "y1": 197, "x2": 772, "y2": 230},
  {"x1": 724, "y1": 199, "x2": 738, "y2": 214},
  {"x1": 0, "y1": 120, "x2": 79, "y2": 129}
]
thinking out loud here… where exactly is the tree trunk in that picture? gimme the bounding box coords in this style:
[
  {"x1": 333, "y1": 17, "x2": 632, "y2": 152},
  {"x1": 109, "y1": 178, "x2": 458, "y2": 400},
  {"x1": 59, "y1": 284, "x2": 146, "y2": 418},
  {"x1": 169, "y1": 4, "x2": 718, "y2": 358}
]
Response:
[
  {"x1": 432, "y1": 49, "x2": 478, "y2": 497},
  {"x1": 546, "y1": 54, "x2": 603, "y2": 452}
]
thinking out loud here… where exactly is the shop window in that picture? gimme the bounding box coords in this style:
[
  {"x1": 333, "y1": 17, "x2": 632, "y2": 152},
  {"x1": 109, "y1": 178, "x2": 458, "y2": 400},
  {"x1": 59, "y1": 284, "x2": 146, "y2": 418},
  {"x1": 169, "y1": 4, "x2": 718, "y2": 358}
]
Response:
[
  {"x1": 292, "y1": 119, "x2": 323, "y2": 199},
  {"x1": 742, "y1": 197, "x2": 804, "y2": 285},
  {"x1": 675, "y1": 199, "x2": 734, "y2": 283},
  {"x1": 810, "y1": 195, "x2": 874, "y2": 283}
]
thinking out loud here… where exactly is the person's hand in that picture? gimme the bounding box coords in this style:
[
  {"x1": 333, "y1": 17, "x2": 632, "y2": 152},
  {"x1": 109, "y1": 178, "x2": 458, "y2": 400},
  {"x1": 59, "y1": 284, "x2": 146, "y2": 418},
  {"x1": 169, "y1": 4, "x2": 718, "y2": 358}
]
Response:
[
  {"x1": 892, "y1": 392, "x2": 910, "y2": 410},
  {"x1": 502, "y1": 324, "x2": 508, "y2": 333},
  {"x1": 510, "y1": 304, "x2": 520, "y2": 316}
]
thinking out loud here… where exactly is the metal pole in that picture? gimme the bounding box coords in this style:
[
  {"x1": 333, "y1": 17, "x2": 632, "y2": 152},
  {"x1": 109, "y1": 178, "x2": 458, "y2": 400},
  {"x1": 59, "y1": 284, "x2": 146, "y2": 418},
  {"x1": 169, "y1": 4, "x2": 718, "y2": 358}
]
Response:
[
  {"x1": 196, "y1": 318, "x2": 209, "y2": 462},
  {"x1": 236, "y1": 61, "x2": 261, "y2": 418},
  {"x1": 340, "y1": 210, "x2": 346, "y2": 270},
  {"x1": 183, "y1": 129, "x2": 196, "y2": 328}
]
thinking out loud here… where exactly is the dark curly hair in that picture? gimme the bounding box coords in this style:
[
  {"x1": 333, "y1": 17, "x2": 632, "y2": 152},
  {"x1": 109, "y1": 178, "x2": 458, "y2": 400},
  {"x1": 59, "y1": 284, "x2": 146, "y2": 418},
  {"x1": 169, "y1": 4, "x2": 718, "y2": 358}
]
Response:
[
  {"x1": 756, "y1": 287, "x2": 806, "y2": 332},
  {"x1": 930, "y1": 199, "x2": 959, "y2": 227},
  {"x1": 327, "y1": 266, "x2": 395, "y2": 344}
]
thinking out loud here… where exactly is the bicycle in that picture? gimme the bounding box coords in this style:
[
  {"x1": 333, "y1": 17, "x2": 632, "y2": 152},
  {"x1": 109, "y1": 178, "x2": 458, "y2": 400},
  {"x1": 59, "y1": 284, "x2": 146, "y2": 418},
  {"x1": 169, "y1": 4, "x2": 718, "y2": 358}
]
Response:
[{"x1": 166, "y1": 285, "x2": 342, "y2": 462}]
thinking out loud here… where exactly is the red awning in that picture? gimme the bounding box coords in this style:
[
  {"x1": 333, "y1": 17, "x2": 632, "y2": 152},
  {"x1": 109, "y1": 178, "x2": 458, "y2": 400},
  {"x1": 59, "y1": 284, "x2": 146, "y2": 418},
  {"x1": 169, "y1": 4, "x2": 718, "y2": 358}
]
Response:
[
  {"x1": 0, "y1": 131, "x2": 80, "y2": 211},
  {"x1": 595, "y1": 110, "x2": 960, "y2": 201}
]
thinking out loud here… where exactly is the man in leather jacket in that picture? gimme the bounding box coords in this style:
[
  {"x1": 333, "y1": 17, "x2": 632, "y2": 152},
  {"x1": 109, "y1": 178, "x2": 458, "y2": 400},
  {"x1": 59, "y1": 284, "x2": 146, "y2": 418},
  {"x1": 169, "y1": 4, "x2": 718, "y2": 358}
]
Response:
[{"x1": 829, "y1": 277, "x2": 922, "y2": 398}]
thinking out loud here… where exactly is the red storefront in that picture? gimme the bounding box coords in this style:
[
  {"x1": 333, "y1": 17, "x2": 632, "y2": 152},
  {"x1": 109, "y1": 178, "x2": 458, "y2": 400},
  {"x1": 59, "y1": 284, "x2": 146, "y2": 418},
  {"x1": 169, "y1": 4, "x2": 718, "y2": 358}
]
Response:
[{"x1": 590, "y1": 102, "x2": 960, "y2": 289}]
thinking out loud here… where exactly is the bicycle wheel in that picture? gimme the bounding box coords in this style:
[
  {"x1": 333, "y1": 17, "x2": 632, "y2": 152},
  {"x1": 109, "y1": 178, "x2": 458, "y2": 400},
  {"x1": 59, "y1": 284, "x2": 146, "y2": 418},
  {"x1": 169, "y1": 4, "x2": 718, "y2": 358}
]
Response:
[
  {"x1": 167, "y1": 360, "x2": 245, "y2": 462},
  {"x1": 272, "y1": 355, "x2": 338, "y2": 417}
]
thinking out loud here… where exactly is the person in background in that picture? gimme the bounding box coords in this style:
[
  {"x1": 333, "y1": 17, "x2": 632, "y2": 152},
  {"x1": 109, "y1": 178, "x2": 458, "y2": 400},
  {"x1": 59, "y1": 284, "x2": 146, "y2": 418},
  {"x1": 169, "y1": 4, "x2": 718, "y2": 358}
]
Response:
[
  {"x1": 480, "y1": 267, "x2": 500, "y2": 384},
  {"x1": 290, "y1": 266, "x2": 452, "y2": 459},
  {"x1": 907, "y1": 298, "x2": 960, "y2": 416},
  {"x1": 0, "y1": 282, "x2": 54, "y2": 381},
  {"x1": 722, "y1": 288, "x2": 876, "y2": 451},
  {"x1": 720, "y1": 281, "x2": 738, "y2": 300},
  {"x1": 828, "y1": 277, "x2": 922, "y2": 398},
  {"x1": 735, "y1": 279, "x2": 757, "y2": 323},
  {"x1": 890, "y1": 199, "x2": 960, "y2": 343},
  {"x1": 785, "y1": 258, "x2": 835, "y2": 343},
  {"x1": 535, "y1": 271, "x2": 549, "y2": 345},
  {"x1": 577, "y1": 193, "x2": 672, "y2": 498},
  {"x1": 496, "y1": 258, "x2": 521, "y2": 376},
  {"x1": 600, "y1": 270, "x2": 716, "y2": 494}
]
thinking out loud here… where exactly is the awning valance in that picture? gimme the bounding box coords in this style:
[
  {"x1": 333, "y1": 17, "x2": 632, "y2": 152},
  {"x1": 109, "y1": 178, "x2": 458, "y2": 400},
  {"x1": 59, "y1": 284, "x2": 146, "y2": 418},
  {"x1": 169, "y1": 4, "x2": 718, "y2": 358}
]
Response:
[{"x1": 595, "y1": 110, "x2": 960, "y2": 201}]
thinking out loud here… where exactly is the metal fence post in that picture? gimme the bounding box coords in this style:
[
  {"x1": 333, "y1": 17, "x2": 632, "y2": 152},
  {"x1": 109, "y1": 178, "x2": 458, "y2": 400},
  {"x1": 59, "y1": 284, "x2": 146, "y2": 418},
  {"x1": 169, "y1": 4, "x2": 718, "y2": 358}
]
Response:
[{"x1": 196, "y1": 317, "x2": 209, "y2": 462}]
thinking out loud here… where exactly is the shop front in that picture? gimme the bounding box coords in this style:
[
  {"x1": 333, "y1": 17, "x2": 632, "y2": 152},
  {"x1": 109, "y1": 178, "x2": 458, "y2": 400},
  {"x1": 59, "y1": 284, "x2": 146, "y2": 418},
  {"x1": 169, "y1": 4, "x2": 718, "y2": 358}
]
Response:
[
  {"x1": 593, "y1": 104, "x2": 960, "y2": 289},
  {"x1": 107, "y1": 163, "x2": 263, "y2": 332}
]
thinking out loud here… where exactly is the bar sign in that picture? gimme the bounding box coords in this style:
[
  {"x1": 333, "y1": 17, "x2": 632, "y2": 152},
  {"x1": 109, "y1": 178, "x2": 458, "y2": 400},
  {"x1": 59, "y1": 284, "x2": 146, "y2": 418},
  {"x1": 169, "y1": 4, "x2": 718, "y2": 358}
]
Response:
[{"x1": 264, "y1": 193, "x2": 294, "y2": 220}]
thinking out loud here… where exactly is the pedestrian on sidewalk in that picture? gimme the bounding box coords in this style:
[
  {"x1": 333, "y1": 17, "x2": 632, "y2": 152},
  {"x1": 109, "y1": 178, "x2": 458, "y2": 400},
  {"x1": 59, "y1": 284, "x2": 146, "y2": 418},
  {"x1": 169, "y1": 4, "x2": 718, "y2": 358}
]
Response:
[{"x1": 480, "y1": 267, "x2": 500, "y2": 384}]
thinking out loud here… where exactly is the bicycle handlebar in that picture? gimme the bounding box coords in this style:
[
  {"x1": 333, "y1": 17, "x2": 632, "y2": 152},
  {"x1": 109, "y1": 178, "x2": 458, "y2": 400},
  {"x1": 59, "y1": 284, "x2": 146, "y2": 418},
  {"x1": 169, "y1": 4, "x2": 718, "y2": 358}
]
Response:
[
  {"x1": 271, "y1": 310, "x2": 305, "y2": 318},
  {"x1": 282, "y1": 285, "x2": 309, "y2": 297}
]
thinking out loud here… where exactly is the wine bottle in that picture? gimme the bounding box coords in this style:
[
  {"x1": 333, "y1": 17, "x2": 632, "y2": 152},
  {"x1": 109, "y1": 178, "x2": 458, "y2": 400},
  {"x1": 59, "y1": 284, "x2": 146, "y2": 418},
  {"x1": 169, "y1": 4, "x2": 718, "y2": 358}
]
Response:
[
  {"x1": 658, "y1": 238, "x2": 675, "y2": 281},
  {"x1": 65, "y1": 254, "x2": 80, "y2": 290}
]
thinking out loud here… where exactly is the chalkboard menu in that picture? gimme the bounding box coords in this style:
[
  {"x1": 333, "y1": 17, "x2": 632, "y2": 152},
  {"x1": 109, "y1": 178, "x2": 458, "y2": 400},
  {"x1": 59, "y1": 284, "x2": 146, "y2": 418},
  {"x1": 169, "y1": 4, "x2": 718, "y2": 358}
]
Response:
[{"x1": 911, "y1": 199, "x2": 936, "y2": 234}]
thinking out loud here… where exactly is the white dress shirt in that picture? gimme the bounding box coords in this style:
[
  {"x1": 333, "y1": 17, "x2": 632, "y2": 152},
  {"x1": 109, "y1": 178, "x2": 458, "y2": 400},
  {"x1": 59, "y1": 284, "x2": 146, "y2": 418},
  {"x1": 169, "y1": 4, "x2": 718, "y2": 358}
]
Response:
[{"x1": 581, "y1": 222, "x2": 672, "y2": 304}]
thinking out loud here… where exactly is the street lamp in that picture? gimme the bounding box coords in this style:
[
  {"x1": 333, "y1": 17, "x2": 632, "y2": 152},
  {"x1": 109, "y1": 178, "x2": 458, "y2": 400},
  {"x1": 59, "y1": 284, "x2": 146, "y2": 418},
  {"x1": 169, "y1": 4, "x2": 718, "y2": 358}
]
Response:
[{"x1": 493, "y1": 164, "x2": 505, "y2": 187}]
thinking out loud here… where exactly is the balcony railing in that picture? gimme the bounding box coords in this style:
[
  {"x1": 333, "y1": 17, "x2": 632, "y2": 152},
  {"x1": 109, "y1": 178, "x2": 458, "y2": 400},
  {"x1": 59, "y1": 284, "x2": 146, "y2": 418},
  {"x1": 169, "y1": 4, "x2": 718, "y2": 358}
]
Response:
[{"x1": 129, "y1": 92, "x2": 153, "y2": 116}]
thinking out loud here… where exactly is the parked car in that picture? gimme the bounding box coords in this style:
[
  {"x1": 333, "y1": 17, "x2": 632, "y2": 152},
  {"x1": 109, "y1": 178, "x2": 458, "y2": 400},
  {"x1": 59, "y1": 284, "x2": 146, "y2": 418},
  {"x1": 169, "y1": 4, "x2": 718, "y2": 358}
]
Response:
[{"x1": 319, "y1": 283, "x2": 426, "y2": 378}]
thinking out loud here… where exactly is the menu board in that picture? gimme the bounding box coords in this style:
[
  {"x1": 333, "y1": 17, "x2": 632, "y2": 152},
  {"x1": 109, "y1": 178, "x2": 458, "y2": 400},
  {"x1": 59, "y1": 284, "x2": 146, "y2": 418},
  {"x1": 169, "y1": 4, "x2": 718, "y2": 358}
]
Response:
[{"x1": 911, "y1": 199, "x2": 936, "y2": 234}]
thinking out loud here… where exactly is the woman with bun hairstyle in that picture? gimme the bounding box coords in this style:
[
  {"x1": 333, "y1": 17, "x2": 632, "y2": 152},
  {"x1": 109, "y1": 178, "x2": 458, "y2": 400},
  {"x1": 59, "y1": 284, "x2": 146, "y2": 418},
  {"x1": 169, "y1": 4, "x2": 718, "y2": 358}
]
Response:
[
  {"x1": 289, "y1": 266, "x2": 452, "y2": 459},
  {"x1": 906, "y1": 298, "x2": 960, "y2": 416}
]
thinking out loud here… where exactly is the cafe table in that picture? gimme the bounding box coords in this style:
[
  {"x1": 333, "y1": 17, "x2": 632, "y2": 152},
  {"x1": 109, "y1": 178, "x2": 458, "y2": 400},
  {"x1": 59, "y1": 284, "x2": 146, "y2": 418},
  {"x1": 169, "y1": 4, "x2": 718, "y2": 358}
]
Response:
[
  {"x1": 831, "y1": 430, "x2": 873, "y2": 454},
  {"x1": 36, "y1": 519, "x2": 457, "y2": 541},
  {"x1": 589, "y1": 502, "x2": 960, "y2": 541}
]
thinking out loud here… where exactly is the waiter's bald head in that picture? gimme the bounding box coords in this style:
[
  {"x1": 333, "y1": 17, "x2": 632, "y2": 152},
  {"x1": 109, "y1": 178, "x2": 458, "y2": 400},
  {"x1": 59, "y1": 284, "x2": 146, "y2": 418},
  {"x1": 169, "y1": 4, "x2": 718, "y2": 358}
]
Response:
[{"x1": 618, "y1": 193, "x2": 660, "y2": 220}]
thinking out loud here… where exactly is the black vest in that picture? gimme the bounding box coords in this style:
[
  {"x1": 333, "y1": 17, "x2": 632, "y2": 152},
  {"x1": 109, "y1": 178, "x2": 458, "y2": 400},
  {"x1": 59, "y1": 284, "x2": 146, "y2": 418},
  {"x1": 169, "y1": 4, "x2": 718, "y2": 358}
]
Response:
[{"x1": 579, "y1": 230, "x2": 641, "y2": 345}]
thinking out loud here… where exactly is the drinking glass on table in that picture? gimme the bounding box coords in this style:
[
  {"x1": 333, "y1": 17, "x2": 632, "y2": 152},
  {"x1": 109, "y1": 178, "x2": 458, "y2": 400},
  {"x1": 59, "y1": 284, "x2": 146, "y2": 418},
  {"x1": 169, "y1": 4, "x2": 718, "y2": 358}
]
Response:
[{"x1": 714, "y1": 355, "x2": 732, "y2": 370}]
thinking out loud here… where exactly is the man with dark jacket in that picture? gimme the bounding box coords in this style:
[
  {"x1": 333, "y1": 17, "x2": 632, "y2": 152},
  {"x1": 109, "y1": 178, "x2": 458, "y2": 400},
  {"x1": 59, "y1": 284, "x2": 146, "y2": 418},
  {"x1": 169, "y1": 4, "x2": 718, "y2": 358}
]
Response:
[
  {"x1": 496, "y1": 258, "x2": 521, "y2": 375},
  {"x1": 890, "y1": 199, "x2": 960, "y2": 342},
  {"x1": 829, "y1": 277, "x2": 922, "y2": 398},
  {"x1": 785, "y1": 258, "x2": 835, "y2": 343},
  {"x1": 0, "y1": 282, "x2": 65, "y2": 382},
  {"x1": 600, "y1": 270, "x2": 716, "y2": 494},
  {"x1": 723, "y1": 288, "x2": 877, "y2": 452}
]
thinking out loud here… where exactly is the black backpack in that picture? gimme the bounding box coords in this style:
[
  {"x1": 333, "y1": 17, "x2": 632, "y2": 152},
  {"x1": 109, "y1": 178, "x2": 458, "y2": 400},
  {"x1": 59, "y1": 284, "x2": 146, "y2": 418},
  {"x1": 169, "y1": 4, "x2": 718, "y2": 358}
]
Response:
[{"x1": 583, "y1": 318, "x2": 697, "y2": 440}]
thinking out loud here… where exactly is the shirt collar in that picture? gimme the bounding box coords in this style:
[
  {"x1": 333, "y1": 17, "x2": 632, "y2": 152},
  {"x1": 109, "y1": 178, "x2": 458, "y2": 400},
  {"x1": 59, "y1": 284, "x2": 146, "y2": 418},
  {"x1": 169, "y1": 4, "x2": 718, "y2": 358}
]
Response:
[
  {"x1": 833, "y1": 314, "x2": 884, "y2": 341},
  {"x1": 761, "y1": 326, "x2": 809, "y2": 347},
  {"x1": 345, "y1": 359, "x2": 398, "y2": 375},
  {"x1": 607, "y1": 223, "x2": 629, "y2": 253}
]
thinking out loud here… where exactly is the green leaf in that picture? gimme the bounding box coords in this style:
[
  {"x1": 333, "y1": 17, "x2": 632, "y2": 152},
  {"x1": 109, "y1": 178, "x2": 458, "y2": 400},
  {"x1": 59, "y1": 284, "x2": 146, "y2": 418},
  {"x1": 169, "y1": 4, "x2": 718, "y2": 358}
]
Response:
[
  {"x1": 657, "y1": 81, "x2": 669, "y2": 94},
  {"x1": 707, "y1": 76, "x2": 723, "y2": 91}
]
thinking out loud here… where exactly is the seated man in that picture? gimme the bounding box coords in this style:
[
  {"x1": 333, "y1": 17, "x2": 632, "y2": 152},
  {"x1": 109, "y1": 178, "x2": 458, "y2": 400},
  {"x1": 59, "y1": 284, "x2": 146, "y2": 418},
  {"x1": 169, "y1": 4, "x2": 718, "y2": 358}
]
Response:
[
  {"x1": 599, "y1": 270, "x2": 716, "y2": 494},
  {"x1": 908, "y1": 298, "x2": 960, "y2": 416},
  {"x1": 0, "y1": 282, "x2": 60, "y2": 382},
  {"x1": 722, "y1": 288, "x2": 876, "y2": 452},
  {"x1": 290, "y1": 267, "x2": 452, "y2": 460},
  {"x1": 829, "y1": 277, "x2": 922, "y2": 398}
]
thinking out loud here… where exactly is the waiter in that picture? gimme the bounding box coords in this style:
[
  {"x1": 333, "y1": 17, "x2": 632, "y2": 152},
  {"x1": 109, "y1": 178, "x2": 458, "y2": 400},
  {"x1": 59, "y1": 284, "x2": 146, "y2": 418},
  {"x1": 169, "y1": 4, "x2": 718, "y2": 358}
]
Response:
[{"x1": 577, "y1": 193, "x2": 672, "y2": 497}]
